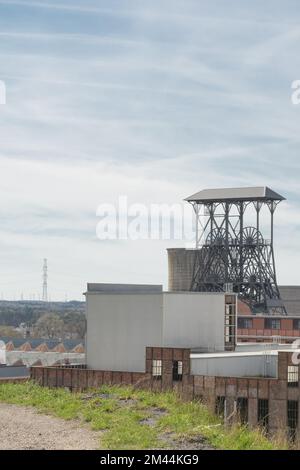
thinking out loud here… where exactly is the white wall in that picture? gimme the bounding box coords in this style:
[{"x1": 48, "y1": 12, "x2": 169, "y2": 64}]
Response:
[
  {"x1": 86, "y1": 293, "x2": 163, "y2": 372},
  {"x1": 163, "y1": 293, "x2": 225, "y2": 351},
  {"x1": 191, "y1": 352, "x2": 278, "y2": 378},
  {"x1": 86, "y1": 290, "x2": 228, "y2": 372}
]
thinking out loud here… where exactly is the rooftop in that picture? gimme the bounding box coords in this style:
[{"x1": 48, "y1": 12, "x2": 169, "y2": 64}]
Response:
[
  {"x1": 0, "y1": 337, "x2": 84, "y2": 351},
  {"x1": 190, "y1": 351, "x2": 280, "y2": 359},
  {"x1": 86, "y1": 283, "x2": 163, "y2": 294},
  {"x1": 86, "y1": 284, "x2": 230, "y2": 296},
  {"x1": 185, "y1": 186, "x2": 285, "y2": 203}
]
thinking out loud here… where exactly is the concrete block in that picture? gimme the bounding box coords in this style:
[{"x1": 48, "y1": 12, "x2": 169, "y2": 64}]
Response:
[
  {"x1": 225, "y1": 397, "x2": 235, "y2": 421},
  {"x1": 152, "y1": 379, "x2": 162, "y2": 392},
  {"x1": 43, "y1": 368, "x2": 48, "y2": 386},
  {"x1": 71, "y1": 369, "x2": 80, "y2": 390},
  {"x1": 204, "y1": 376, "x2": 215, "y2": 391},
  {"x1": 183, "y1": 375, "x2": 194, "y2": 387},
  {"x1": 103, "y1": 371, "x2": 112, "y2": 384},
  {"x1": 269, "y1": 380, "x2": 287, "y2": 400},
  {"x1": 269, "y1": 399, "x2": 287, "y2": 430},
  {"x1": 152, "y1": 348, "x2": 162, "y2": 360},
  {"x1": 226, "y1": 378, "x2": 237, "y2": 397},
  {"x1": 278, "y1": 352, "x2": 288, "y2": 380},
  {"x1": 132, "y1": 373, "x2": 146, "y2": 388},
  {"x1": 173, "y1": 381, "x2": 183, "y2": 395},
  {"x1": 86, "y1": 370, "x2": 94, "y2": 388},
  {"x1": 183, "y1": 349, "x2": 191, "y2": 363},
  {"x1": 237, "y1": 379, "x2": 248, "y2": 397},
  {"x1": 162, "y1": 348, "x2": 173, "y2": 360},
  {"x1": 258, "y1": 379, "x2": 269, "y2": 399},
  {"x1": 145, "y1": 359, "x2": 152, "y2": 374},
  {"x1": 56, "y1": 369, "x2": 64, "y2": 387},
  {"x1": 173, "y1": 348, "x2": 184, "y2": 361},
  {"x1": 215, "y1": 377, "x2": 226, "y2": 396},
  {"x1": 63, "y1": 369, "x2": 72, "y2": 388},
  {"x1": 194, "y1": 376, "x2": 204, "y2": 397},
  {"x1": 248, "y1": 379, "x2": 258, "y2": 398},
  {"x1": 121, "y1": 372, "x2": 132, "y2": 385},
  {"x1": 78, "y1": 369, "x2": 88, "y2": 389},
  {"x1": 32, "y1": 367, "x2": 43, "y2": 385},
  {"x1": 47, "y1": 368, "x2": 57, "y2": 388},
  {"x1": 248, "y1": 398, "x2": 258, "y2": 427},
  {"x1": 162, "y1": 360, "x2": 173, "y2": 375},
  {"x1": 92, "y1": 371, "x2": 103, "y2": 387},
  {"x1": 182, "y1": 385, "x2": 194, "y2": 402},
  {"x1": 146, "y1": 347, "x2": 152, "y2": 360},
  {"x1": 182, "y1": 360, "x2": 190, "y2": 375},
  {"x1": 112, "y1": 372, "x2": 122, "y2": 385},
  {"x1": 162, "y1": 374, "x2": 173, "y2": 391}
]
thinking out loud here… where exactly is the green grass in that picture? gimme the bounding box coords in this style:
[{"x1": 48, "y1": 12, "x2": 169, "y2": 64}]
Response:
[{"x1": 0, "y1": 381, "x2": 287, "y2": 450}]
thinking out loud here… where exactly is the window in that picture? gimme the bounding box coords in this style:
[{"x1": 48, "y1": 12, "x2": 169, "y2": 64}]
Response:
[
  {"x1": 237, "y1": 398, "x2": 248, "y2": 424},
  {"x1": 215, "y1": 396, "x2": 226, "y2": 417},
  {"x1": 288, "y1": 366, "x2": 299, "y2": 388},
  {"x1": 152, "y1": 360, "x2": 162, "y2": 379},
  {"x1": 238, "y1": 318, "x2": 253, "y2": 329},
  {"x1": 293, "y1": 319, "x2": 300, "y2": 330},
  {"x1": 172, "y1": 360, "x2": 183, "y2": 381},
  {"x1": 287, "y1": 401, "x2": 298, "y2": 442},
  {"x1": 225, "y1": 296, "x2": 236, "y2": 350},
  {"x1": 264, "y1": 318, "x2": 280, "y2": 330},
  {"x1": 258, "y1": 399, "x2": 269, "y2": 431}
]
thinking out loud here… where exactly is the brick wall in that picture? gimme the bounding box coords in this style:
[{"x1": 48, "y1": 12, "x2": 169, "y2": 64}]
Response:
[
  {"x1": 238, "y1": 317, "x2": 300, "y2": 342},
  {"x1": 31, "y1": 365, "x2": 151, "y2": 392},
  {"x1": 30, "y1": 348, "x2": 300, "y2": 436}
]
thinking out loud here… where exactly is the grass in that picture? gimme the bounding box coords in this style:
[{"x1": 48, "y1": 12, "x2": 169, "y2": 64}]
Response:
[{"x1": 0, "y1": 381, "x2": 287, "y2": 450}]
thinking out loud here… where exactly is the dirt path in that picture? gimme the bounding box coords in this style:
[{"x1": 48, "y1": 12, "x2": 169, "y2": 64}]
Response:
[{"x1": 0, "y1": 403, "x2": 101, "y2": 450}]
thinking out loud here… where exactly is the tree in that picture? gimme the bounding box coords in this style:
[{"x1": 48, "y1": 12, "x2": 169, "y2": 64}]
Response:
[
  {"x1": 0, "y1": 325, "x2": 22, "y2": 338},
  {"x1": 63, "y1": 311, "x2": 86, "y2": 339},
  {"x1": 34, "y1": 313, "x2": 65, "y2": 339}
]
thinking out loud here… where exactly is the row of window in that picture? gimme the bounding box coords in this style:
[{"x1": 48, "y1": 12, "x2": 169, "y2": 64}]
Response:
[
  {"x1": 215, "y1": 397, "x2": 299, "y2": 440},
  {"x1": 238, "y1": 318, "x2": 300, "y2": 330},
  {"x1": 152, "y1": 362, "x2": 299, "y2": 385},
  {"x1": 152, "y1": 359, "x2": 183, "y2": 381}
]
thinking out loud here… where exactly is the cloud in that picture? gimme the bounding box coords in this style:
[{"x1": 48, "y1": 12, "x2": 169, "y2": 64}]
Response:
[
  {"x1": 0, "y1": 0, "x2": 117, "y2": 15},
  {"x1": 0, "y1": 0, "x2": 300, "y2": 299}
]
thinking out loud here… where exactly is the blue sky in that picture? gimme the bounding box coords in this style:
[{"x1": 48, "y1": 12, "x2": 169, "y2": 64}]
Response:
[{"x1": 0, "y1": 0, "x2": 300, "y2": 300}]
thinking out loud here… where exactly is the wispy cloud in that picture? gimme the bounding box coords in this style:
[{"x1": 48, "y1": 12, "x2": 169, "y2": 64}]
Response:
[
  {"x1": 0, "y1": 0, "x2": 117, "y2": 14},
  {"x1": 0, "y1": 0, "x2": 300, "y2": 299}
]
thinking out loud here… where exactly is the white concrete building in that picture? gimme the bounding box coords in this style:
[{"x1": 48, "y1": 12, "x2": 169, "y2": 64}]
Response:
[{"x1": 85, "y1": 284, "x2": 236, "y2": 372}]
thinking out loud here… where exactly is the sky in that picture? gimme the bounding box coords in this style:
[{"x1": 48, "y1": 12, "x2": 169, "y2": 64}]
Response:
[{"x1": 0, "y1": 0, "x2": 300, "y2": 300}]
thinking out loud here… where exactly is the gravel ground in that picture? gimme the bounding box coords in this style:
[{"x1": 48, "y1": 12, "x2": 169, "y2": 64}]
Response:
[{"x1": 0, "y1": 403, "x2": 101, "y2": 450}]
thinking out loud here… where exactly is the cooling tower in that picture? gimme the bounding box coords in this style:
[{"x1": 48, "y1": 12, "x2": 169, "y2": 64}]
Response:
[{"x1": 167, "y1": 248, "x2": 198, "y2": 291}]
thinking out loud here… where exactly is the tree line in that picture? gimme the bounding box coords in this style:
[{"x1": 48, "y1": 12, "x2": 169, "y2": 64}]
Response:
[{"x1": 0, "y1": 301, "x2": 86, "y2": 340}]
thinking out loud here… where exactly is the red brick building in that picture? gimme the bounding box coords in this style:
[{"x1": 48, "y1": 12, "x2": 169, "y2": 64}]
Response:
[{"x1": 238, "y1": 288, "x2": 300, "y2": 343}]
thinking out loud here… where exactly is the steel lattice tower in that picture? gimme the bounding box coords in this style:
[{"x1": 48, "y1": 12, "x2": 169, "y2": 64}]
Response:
[
  {"x1": 42, "y1": 258, "x2": 48, "y2": 302},
  {"x1": 186, "y1": 187, "x2": 286, "y2": 315}
]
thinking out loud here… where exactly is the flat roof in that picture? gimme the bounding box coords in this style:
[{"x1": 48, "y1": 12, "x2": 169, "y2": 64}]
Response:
[
  {"x1": 185, "y1": 186, "x2": 285, "y2": 203},
  {"x1": 190, "y1": 349, "x2": 299, "y2": 359},
  {"x1": 86, "y1": 283, "x2": 163, "y2": 294},
  {"x1": 85, "y1": 286, "x2": 230, "y2": 296}
]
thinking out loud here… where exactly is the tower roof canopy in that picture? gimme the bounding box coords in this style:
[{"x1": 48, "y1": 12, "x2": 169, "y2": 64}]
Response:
[{"x1": 185, "y1": 186, "x2": 285, "y2": 203}]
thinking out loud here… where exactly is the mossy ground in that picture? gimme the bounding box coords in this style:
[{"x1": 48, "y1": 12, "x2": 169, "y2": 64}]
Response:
[{"x1": 0, "y1": 381, "x2": 288, "y2": 450}]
